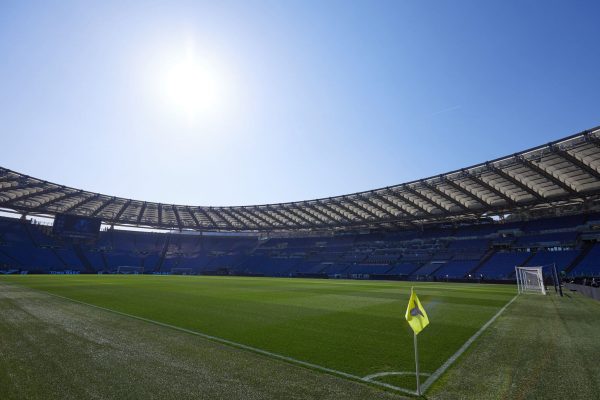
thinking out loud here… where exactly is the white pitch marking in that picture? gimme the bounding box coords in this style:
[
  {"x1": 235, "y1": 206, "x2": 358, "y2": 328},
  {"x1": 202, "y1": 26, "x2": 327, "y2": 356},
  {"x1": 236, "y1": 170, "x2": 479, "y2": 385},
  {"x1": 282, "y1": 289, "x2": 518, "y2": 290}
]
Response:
[
  {"x1": 363, "y1": 371, "x2": 431, "y2": 381},
  {"x1": 420, "y1": 294, "x2": 519, "y2": 392},
  {"x1": 9, "y1": 284, "x2": 418, "y2": 396}
]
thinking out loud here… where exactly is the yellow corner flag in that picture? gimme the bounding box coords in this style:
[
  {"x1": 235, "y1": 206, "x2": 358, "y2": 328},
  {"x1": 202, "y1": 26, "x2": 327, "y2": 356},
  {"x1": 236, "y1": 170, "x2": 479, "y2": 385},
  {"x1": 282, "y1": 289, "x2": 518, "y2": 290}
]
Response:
[{"x1": 405, "y1": 287, "x2": 429, "y2": 335}]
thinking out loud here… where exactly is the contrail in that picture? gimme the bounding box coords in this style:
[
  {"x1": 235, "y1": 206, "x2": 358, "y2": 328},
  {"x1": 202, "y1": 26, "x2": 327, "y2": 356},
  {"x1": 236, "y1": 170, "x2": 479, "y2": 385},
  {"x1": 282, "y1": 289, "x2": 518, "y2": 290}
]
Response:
[{"x1": 430, "y1": 105, "x2": 461, "y2": 116}]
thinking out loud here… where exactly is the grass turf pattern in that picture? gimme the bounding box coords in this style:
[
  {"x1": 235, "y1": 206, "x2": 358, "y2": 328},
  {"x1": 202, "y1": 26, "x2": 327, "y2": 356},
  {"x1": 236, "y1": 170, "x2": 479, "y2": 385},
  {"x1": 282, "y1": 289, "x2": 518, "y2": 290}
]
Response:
[
  {"x1": 0, "y1": 282, "x2": 405, "y2": 400},
  {"x1": 428, "y1": 290, "x2": 600, "y2": 399},
  {"x1": 0, "y1": 275, "x2": 515, "y2": 391}
]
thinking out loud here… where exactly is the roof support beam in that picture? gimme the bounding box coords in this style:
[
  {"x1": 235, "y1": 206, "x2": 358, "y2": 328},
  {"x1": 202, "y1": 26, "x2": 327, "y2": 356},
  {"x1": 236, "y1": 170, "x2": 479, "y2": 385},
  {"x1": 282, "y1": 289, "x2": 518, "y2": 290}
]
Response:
[
  {"x1": 302, "y1": 203, "x2": 334, "y2": 224},
  {"x1": 285, "y1": 206, "x2": 323, "y2": 226},
  {"x1": 347, "y1": 198, "x2": 382, "y2": 219},
  {"x1": 231, "y1": 209, "x2": 260, "y2": 229},
  {"x1": 550, "y1": 145, "x2": 600, "y2": 180},
  {"x1": 196, "y1": 208, "x2": 219, "y2": 229},
  {"x1": 63, "y1": 194, "x2": 99, "y2": 214},
  {"x1": 316, "y1": 201, "x2": 353, "y2": 223},
  {"x1": 516, "y1": 156, "x2": 578, "y2": 196},
  {"x1": 266, "y1": 206, "x2": 303, "y2": 228},
  {"x1": 114, "y1": 200, "x2": 131, "y2": 222},
  {"x1": 463, "y1": 171, "x2": 518, "y2": 207},
  {"x1": 357, "y1": 197, "x2": 420, "y2": 227},
  {"x1": 29, "y1": 190, "x2": 83, "y2": 212},
  {"x1": 403, "y1": 185, "x2": 445, "y2": 211},
  {"x1": 359, "y1": 195, "x2": 398, "y2": 218},
  {"x1": 172, "y1": 205, "x2": 183, "y2": 230},
  {"x1": 91, "y1": 197, "x2": 115, "y2": 217},
  {"x1": 241, "y1": 207, "x2": 276, "y2": 228},
  {"x1": 218, "y1": 208, "x2": 250, "y2": 230},
  {"x1": 136, "y1": 202, "x2": 147, "y2": 224},
  {"x1": 254, "y1": 208, "x2": 292, "y2": 228},
  {"x1": 208, "y1": 208, "x2": 236, "y2": 229},
  {"x1": 234, "y1": 209, "x2": 260, "y2": 229},
  {"x1": 390, "y1": 189, "x2": 434, "y2": 216},
  {"x1": 440, "y1": 177, "x2": 490, "y2": 206},
  {"x1": 261, "y1": 209, "x2": 295, "y2": 228},
  {"x1": 331, "y1": 200, "x2": 367, "y2": 221},
  {"x1": 185, "y1": 206, "x2": 202, "y2": 229},
  {"x1": 370, "y1": 193, "x2": 413, "y2": 218},
  {"x1": 200, "y1": 209, "x2": 219, "y2": 229},
  {"x1": 3, "y1": 181, "x2": 47, "y2": 194},
  {"x1": 420, "y1": 181, "x2": 470, "y2": 212},
  {"x1": 486, "y1": 163, "x2": 545, "y2": 201},
  {"x1": 4, "y1": 186, "x2": 63, "y2": 207}
]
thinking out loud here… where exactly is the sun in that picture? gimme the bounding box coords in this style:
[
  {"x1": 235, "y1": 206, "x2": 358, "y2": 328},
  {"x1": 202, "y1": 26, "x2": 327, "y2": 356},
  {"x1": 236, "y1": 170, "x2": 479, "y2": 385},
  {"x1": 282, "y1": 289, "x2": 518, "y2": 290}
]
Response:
[{"x1": 162, "y1": 48, "x2": 227, "y2": 121}]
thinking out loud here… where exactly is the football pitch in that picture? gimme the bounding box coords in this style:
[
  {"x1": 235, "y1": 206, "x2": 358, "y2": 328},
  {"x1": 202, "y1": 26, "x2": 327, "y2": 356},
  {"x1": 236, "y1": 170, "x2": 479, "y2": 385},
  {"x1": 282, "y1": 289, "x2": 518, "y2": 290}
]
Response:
[
  {"x1": 1, "y1": 275, "x2": 599, "y2": 399},
  {"x1": 0, "y1": 275, "x2": 600, "y2": 400}
]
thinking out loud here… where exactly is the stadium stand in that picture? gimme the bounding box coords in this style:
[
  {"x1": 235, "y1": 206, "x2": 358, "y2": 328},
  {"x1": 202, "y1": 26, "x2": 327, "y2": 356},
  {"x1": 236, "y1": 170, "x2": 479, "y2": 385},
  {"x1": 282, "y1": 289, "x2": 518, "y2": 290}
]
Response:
[
  {"x1": 569, "y1": 243, "x2": 600, "y2": 277},
  {"x1": 1, "y1": 211, "x2": 599, "y2": 279},
  {"x1": 475, "y1": 252, "x2": 532, "y2": 280},
  {"x1": 2, "y1": 126, "x2": 600, "y2": 280}
]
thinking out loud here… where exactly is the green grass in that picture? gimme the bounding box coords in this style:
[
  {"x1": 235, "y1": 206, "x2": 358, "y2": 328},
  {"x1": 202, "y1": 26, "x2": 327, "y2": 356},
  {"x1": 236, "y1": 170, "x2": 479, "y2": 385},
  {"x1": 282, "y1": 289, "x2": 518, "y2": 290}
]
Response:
[
  {"x1": 1, "y1": 275, "x2": 599, "y2": 399},
  {"x1": 428, "y1": 290, "x2": 600, "y2": 399},
  {"x1": 0, "y1": 275, "x2": 515, "y2": 392},
  {"x1": 0, "y1": 281, "x2": 404, "y2": 400}
]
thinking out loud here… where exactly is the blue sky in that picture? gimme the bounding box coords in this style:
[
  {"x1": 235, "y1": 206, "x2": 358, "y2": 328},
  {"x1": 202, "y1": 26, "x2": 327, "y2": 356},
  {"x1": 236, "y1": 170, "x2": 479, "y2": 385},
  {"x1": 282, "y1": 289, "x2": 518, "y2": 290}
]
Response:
[{"x1": 1, "y1": 1, "x2": 599, "y2": 206}]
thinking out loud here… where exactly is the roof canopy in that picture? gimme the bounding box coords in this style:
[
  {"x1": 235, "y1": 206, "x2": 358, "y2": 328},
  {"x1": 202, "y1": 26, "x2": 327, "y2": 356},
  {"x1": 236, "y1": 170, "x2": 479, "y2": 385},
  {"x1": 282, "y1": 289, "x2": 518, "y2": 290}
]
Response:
[{"x1": 2, "y1": 126, "x2": 600, "y2": 232}]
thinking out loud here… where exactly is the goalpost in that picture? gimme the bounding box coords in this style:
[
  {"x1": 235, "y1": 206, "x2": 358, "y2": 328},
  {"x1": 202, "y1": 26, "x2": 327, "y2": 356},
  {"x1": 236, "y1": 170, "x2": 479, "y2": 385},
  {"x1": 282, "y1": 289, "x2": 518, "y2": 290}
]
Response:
[{"x1": 515, "y1": 266, "x2": 546, "y2": 295}]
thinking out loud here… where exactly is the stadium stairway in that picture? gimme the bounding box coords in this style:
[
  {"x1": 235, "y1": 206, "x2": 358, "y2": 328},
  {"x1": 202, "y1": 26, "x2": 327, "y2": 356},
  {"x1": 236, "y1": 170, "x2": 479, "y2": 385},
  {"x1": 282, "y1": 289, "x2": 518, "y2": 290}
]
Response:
[
  {"x1": 49, "y1": 248, "x2": 69, "y2": 270},
  {"x1": 467, "y1": 248, "x2": 497, "y2": 277},
  {"x1": 563, "y1": 241, "x2": 596, "y2": 275},
  {"x1": 73, "y1": 244, "x2": 96, "y2": 274},
  {"x1": 411, "y1": 261, "x2": 447, "y2": 278},
  {"x1": 407, "y1": 262, "x2": 426, "y2": 277},
  {"x1": 237, "y1": 239, "x2": 265, "y2": 267},
  {"x1": 155, "y1": 234, "x2": 172, "y2": 273},
  {"x1": 507, "y1": 251, "x2": 538, "y2": 278}
]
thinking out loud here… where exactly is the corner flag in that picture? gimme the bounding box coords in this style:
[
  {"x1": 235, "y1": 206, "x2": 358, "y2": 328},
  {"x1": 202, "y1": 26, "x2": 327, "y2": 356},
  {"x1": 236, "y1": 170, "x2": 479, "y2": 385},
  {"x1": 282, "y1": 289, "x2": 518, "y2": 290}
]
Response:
[{"x1": 405, "y1": 287, "x2": 429, "y2": 335}]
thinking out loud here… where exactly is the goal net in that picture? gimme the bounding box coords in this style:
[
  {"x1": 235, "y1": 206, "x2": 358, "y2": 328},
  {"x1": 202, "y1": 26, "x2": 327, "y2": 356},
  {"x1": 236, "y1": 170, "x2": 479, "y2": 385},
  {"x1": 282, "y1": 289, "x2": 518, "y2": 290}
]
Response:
[
  {"x1": 515, "y1": 266, "x2": 546, "y2": 295},
  {"x1": 116, "y1": 266, "x2": 144, "y2": 275}
]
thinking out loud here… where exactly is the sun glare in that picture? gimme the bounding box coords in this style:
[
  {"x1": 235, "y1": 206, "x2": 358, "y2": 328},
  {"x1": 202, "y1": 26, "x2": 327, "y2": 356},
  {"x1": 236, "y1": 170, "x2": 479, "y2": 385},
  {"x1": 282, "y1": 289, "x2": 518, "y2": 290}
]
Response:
[{"x1": 162, "y1": 47, "x2": 227, "y2": 121}]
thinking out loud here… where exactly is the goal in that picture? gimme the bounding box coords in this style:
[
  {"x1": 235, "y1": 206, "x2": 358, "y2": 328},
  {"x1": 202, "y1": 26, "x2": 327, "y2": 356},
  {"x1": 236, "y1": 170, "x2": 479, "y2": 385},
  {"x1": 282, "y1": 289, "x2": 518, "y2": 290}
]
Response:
[
  {"x1": 515, "y1": 266, "x2": 546, "y2": 295},
  {"x1": 116, "y1": 266, "x2": 144, "y2": 275}
]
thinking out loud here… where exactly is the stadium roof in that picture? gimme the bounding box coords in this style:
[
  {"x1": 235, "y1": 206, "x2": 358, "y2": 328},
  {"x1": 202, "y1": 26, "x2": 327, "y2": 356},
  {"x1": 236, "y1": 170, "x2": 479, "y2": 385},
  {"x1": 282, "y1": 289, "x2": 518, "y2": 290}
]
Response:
[{"x1": 2, "y1": 126, "x2": 600, "y2": 232}]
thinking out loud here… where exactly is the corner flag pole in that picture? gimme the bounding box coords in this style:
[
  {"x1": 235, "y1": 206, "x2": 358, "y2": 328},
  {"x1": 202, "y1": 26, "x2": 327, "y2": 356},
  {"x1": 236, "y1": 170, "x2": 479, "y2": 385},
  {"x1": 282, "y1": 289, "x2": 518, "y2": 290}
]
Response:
[
  {"x1": 414, "y1": 332, "x2": 420, "y2": 396},
  {"x1": 405, "y1": 287, "x2": 428, "y2": 396}
]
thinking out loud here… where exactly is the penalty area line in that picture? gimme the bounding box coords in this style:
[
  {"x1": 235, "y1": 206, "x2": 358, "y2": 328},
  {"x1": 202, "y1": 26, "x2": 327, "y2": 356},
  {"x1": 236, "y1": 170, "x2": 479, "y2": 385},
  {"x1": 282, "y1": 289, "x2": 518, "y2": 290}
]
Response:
[
  {"x1": 420, "y1": 294, "x2": 519, "y2": 393},
  {"x1": 13, "y1": 284, "x2": 418, "y2": 396}
]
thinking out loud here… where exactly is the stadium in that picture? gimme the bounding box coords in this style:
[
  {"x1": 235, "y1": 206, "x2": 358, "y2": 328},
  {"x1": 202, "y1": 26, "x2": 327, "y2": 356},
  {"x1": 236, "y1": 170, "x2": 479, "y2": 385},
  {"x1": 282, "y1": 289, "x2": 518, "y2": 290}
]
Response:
[
  {"x1": 2, "y1": 3, "x2": 600, "y2": 400},
  {"x1": 3, "y1": 127, "x2": 600, "y2": 279},
  {"x1": 2, "y1": 127, "x2": 600, "y2": 399}
]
